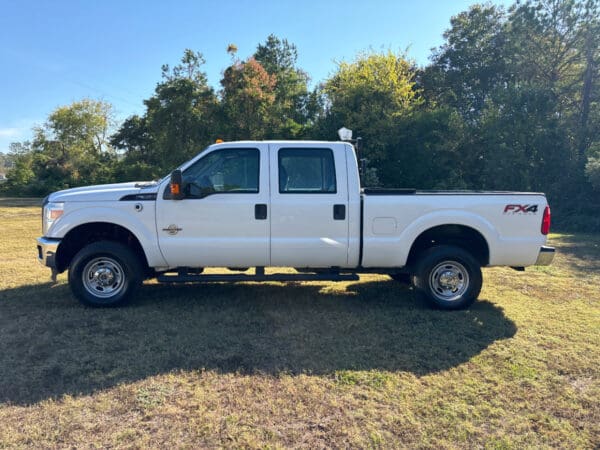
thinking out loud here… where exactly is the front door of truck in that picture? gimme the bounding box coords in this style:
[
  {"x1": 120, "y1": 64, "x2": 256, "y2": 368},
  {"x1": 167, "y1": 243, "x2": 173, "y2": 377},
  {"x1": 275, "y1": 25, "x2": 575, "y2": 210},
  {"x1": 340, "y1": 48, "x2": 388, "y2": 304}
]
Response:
[
  {"x1": 156, "y1": 144, "x2": 270, "y2": 267},
  {"x1": 269, "y1": 144, "x2": 349, "y2": 267}
]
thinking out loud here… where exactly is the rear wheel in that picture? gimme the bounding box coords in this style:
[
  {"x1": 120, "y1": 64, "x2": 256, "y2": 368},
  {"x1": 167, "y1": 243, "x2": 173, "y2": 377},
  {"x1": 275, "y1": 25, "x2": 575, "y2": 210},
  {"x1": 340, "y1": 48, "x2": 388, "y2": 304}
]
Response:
[
  {"x1": 412, "y1": 245, "x2": 482, "y2": 310},
  {"x1": 68, "y1": 240, "x2": 143, "y2": 307}
]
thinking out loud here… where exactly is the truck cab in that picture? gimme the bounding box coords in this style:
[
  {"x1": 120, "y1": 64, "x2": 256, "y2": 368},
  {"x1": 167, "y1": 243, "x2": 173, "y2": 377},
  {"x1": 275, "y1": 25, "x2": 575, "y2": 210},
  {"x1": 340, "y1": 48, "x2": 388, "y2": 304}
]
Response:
[{"x1": 156, "y1": 141, "x2": 359, "y2": 268}]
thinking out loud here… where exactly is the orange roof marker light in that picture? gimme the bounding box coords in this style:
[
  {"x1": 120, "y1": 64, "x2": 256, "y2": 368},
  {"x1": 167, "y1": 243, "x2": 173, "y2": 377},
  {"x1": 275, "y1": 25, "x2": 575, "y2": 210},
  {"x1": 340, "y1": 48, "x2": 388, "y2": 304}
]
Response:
[{"x1": 215, "y1": 139, "x2": 224, "y2": 143}]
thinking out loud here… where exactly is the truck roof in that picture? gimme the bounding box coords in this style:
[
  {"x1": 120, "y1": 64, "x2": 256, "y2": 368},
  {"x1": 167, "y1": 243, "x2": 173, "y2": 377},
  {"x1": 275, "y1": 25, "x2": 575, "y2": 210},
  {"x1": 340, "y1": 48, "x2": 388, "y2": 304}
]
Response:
[{"x1": 208, "y1": 140, "x2": 350, "y2": 148}]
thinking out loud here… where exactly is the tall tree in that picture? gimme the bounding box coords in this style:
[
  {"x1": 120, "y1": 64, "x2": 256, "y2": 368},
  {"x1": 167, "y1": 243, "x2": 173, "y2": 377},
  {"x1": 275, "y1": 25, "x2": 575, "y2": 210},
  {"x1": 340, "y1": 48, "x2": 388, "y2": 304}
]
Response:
[
  {"x1": 3, "y1": 142, "x2": 34, "y2": 192},
  {"x1": 11, "y1": 99, "x2": 117, "y2": 194},
  {"x1": 505, "y1": 1, "x2": 600, "y2": 172},
  {"x1": 317, "y1": 50, "x2": 421, "y2": 178},
  {"x1": 576, "y1": 1, "x2": 600, "y2": 167},
  {"x1": 424, "y1": 4, "x2": 508, "y2": 120},
  {"x1": 220, "y1": 56, "x2": 277, "y2": 140},
  {"x1": 254, "y1": 34, "x2": 314, "y2": 136},
  {"x1": 423, "y1": 0, "x2": 600, "y2": 228}
]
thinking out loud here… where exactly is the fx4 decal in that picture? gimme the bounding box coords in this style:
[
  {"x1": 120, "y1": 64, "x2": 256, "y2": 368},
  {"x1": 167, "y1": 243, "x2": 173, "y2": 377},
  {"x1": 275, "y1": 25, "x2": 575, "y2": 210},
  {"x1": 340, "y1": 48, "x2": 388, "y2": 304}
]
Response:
[{"x1": 504, "y1": 204, "x2": 539, "y2": 214}]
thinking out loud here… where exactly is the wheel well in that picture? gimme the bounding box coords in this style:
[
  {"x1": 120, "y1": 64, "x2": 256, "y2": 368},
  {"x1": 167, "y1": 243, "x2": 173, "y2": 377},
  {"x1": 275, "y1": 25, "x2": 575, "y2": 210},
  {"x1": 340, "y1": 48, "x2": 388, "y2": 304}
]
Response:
[
  {"x1": 407, "y1": 225, "x2": 489, "y2": 267},
  {"x1": 55, "y1": 222, "x2": 149, "y2": 273}
]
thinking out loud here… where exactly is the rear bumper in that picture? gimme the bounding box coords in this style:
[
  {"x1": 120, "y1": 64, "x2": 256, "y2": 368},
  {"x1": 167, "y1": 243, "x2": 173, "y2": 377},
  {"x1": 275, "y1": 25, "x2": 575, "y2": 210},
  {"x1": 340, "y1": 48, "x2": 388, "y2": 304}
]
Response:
[
  {"x1": 535, "y1": 245, "x2": 555, "y2": 265},
  {"x1": 37, "y1": 237, "x2": 61, "y2": 269}
]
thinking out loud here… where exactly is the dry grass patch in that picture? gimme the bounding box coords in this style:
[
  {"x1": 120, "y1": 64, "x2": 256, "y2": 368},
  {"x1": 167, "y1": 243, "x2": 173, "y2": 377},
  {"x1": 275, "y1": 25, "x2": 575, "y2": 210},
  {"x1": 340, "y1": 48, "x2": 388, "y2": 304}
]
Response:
[{"x1": 0, "y1": 201, "x2": 598, "y2": 448}]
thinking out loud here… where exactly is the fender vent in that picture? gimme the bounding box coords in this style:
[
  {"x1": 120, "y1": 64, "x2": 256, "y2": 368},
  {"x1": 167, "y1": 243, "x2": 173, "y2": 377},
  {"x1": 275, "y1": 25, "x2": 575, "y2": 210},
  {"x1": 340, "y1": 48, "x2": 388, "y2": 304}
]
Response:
[{"x1": 120, "y1": 193, "x2": 157, "y2": 201}]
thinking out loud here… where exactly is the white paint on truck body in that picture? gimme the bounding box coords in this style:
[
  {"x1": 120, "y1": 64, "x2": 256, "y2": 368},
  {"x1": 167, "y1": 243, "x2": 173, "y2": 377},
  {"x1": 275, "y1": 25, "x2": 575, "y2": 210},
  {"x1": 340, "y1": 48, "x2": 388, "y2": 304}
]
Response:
[
  {"x1": 362, "y1": 194, "x2": 546, "y2": 268},
  {"x1": 43, "y1": 140, "x2": 550, "y2": 270}
]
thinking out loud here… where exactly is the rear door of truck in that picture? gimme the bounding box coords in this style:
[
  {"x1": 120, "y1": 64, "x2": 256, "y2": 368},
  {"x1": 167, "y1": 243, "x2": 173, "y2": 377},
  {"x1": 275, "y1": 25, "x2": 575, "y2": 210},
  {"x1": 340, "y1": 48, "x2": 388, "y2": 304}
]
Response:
[{"x1": 269, "y1": 143, "x2": 350, "y2": 267}]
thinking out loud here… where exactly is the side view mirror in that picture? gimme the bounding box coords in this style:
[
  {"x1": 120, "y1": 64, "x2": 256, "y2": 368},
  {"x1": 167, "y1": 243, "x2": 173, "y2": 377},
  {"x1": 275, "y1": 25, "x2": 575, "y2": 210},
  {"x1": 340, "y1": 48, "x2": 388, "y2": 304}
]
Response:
[{"x1": 170, "y1": 169, "x2": 185, "y2": 200}]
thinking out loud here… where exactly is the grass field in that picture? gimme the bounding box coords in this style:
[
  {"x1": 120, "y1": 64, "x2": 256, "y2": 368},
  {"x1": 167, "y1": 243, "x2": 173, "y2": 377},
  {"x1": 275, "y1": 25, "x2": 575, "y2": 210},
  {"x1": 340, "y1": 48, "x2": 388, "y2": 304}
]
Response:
[{"x1": 0, "y1": 198, "x2": 598, "y2": 448}]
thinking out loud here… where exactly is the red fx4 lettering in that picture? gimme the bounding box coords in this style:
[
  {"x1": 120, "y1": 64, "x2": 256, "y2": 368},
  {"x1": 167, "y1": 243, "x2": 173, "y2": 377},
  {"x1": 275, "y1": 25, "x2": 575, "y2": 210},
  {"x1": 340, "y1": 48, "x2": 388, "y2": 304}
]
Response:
[{"x1": 504, "y1": 204, "x2": 539, "y2": 214}]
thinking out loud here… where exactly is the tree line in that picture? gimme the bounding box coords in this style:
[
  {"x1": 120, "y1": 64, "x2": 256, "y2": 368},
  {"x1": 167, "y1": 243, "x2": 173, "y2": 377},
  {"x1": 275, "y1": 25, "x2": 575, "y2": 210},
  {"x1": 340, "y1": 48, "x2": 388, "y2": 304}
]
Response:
[{"x1": 2, "y1": 0, "x2": 599, "y2": 231}]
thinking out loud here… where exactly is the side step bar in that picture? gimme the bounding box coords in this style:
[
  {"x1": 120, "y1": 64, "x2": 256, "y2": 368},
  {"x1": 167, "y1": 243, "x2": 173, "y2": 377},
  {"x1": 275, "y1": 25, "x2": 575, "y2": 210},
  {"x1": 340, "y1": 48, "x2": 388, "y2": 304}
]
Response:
[{"x1": 157, "y1": 268, "x2": 359, "y2": 284}]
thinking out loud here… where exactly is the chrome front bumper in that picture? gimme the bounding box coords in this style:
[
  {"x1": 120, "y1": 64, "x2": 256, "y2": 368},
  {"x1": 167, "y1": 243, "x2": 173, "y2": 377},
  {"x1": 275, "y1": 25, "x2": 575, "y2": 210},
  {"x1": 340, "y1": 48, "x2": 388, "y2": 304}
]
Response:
[
  {"x1": 37, "y1": 237, "x2": 61, "y2": 269},
  {"x1": 535, "y1": 245, "x2": 555, "y2": 265}
]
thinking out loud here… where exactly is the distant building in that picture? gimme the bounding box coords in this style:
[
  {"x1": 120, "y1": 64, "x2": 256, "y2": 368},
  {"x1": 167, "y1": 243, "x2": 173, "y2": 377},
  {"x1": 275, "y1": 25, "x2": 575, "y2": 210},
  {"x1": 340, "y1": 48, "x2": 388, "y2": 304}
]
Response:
[{"x1": 0, "y1": 173, "x2": 6, "y2": 182}]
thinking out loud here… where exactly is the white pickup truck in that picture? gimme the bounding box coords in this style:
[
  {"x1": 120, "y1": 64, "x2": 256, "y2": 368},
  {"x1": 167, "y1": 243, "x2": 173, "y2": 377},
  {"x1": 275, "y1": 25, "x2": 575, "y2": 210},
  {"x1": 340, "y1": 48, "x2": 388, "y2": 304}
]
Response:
[{"x1": 37, "y1": 140, "x2": 554, "y2": 309}]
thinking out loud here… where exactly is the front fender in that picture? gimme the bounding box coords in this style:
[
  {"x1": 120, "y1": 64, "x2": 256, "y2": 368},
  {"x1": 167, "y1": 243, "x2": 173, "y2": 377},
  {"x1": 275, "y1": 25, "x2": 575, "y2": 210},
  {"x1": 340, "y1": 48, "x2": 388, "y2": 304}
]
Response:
[{"x1": 48, "y1": 204, "x2": 167, "y2": 268}]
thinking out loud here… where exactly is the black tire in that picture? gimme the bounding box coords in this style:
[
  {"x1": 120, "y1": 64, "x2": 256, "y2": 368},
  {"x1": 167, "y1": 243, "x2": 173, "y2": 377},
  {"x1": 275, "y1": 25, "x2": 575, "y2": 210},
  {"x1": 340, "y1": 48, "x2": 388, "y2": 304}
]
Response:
[
  {"x1": 68, "y1": 240, "x2": 143, "y2": 307},
  {"x1": 389, "y1": 273, "x2": 411, "y2": 283},
  {"x1": 412, "y1": 245, "x2": 482, "y2": 310}
]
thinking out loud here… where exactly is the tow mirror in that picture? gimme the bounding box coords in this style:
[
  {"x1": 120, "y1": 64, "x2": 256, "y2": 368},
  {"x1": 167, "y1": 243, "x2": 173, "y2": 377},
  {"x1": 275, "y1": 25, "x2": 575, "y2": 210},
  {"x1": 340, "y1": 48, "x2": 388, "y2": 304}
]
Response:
[{"x1": 170, "y1": 169, "x2": 184, "y2": 200}]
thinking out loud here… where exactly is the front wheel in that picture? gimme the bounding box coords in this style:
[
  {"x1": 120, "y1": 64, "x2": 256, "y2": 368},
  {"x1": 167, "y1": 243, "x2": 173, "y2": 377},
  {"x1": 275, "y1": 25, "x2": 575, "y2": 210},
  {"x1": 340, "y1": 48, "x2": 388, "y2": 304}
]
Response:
[
  {"x1": 412, "y1": 245, "x2": 482, "y2": 310},
  {"x1": 68, "y1": 240, "x2": 143, "y2": 307}
]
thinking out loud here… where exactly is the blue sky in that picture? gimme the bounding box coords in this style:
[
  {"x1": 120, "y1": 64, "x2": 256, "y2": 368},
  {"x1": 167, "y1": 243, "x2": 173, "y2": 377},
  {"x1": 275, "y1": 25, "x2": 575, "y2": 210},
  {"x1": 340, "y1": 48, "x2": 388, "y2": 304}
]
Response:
[{"x1": 0, "y1": 0, "x2": 512, "y2": 153}]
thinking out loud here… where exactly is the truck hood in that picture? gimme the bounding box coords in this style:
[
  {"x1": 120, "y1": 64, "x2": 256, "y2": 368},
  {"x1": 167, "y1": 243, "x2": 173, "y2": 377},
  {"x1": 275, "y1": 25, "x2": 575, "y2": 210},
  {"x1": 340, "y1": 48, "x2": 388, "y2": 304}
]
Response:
[{"x1": 48, "y1": 181, "x2": 161, "y2": 202}]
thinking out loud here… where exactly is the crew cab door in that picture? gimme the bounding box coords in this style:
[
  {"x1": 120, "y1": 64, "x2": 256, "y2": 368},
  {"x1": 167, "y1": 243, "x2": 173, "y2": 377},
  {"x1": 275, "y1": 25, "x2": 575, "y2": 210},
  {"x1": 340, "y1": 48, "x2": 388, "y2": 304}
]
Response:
[
  {"x1": 156, "y1": 144, "x2": 270, "y2": 267},
  {"x1": 269, "y1": 143, "x2": 349, "y2": 267}
]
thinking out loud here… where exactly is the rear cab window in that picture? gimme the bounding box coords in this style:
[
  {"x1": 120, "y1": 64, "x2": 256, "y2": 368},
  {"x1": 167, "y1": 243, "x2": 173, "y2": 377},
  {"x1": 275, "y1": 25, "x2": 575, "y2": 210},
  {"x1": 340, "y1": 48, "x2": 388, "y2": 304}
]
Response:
[{"x1": 278, "y1": 148, "x2": 336, "y2": 194}]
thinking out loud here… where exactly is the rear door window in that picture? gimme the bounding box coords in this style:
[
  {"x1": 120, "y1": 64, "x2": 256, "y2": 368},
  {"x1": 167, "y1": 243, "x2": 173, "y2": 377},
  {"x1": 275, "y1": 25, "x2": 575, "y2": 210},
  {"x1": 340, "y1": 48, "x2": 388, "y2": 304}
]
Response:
[{"x1": 278, "y1": 148, "x2": 336, "y2": 194}]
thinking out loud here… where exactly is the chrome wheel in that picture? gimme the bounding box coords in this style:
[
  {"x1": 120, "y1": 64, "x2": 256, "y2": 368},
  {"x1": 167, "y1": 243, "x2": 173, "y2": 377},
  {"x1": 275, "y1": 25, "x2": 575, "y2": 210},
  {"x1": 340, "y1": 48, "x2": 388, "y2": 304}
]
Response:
[
  {"x1": 82, "y1": 257, "x2": 125, "y2": 299},
  {"x1": 429, "y1": 260, "x2": 469, "y2": 302}
]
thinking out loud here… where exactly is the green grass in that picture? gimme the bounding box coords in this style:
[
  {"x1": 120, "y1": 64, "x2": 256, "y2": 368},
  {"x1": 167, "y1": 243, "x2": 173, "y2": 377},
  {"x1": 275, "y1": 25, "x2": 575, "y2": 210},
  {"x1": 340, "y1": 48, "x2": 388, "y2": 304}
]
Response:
[{"x1": 0, "y1": 200, "x2": 598, "y2": 448}]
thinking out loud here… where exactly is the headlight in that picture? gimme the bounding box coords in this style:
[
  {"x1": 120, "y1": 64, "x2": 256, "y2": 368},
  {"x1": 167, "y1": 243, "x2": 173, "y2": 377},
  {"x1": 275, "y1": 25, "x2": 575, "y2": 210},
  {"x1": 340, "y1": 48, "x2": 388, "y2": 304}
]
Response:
[{"x1": 43, "y1": 202, "x2": 64, "y2": 235}]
